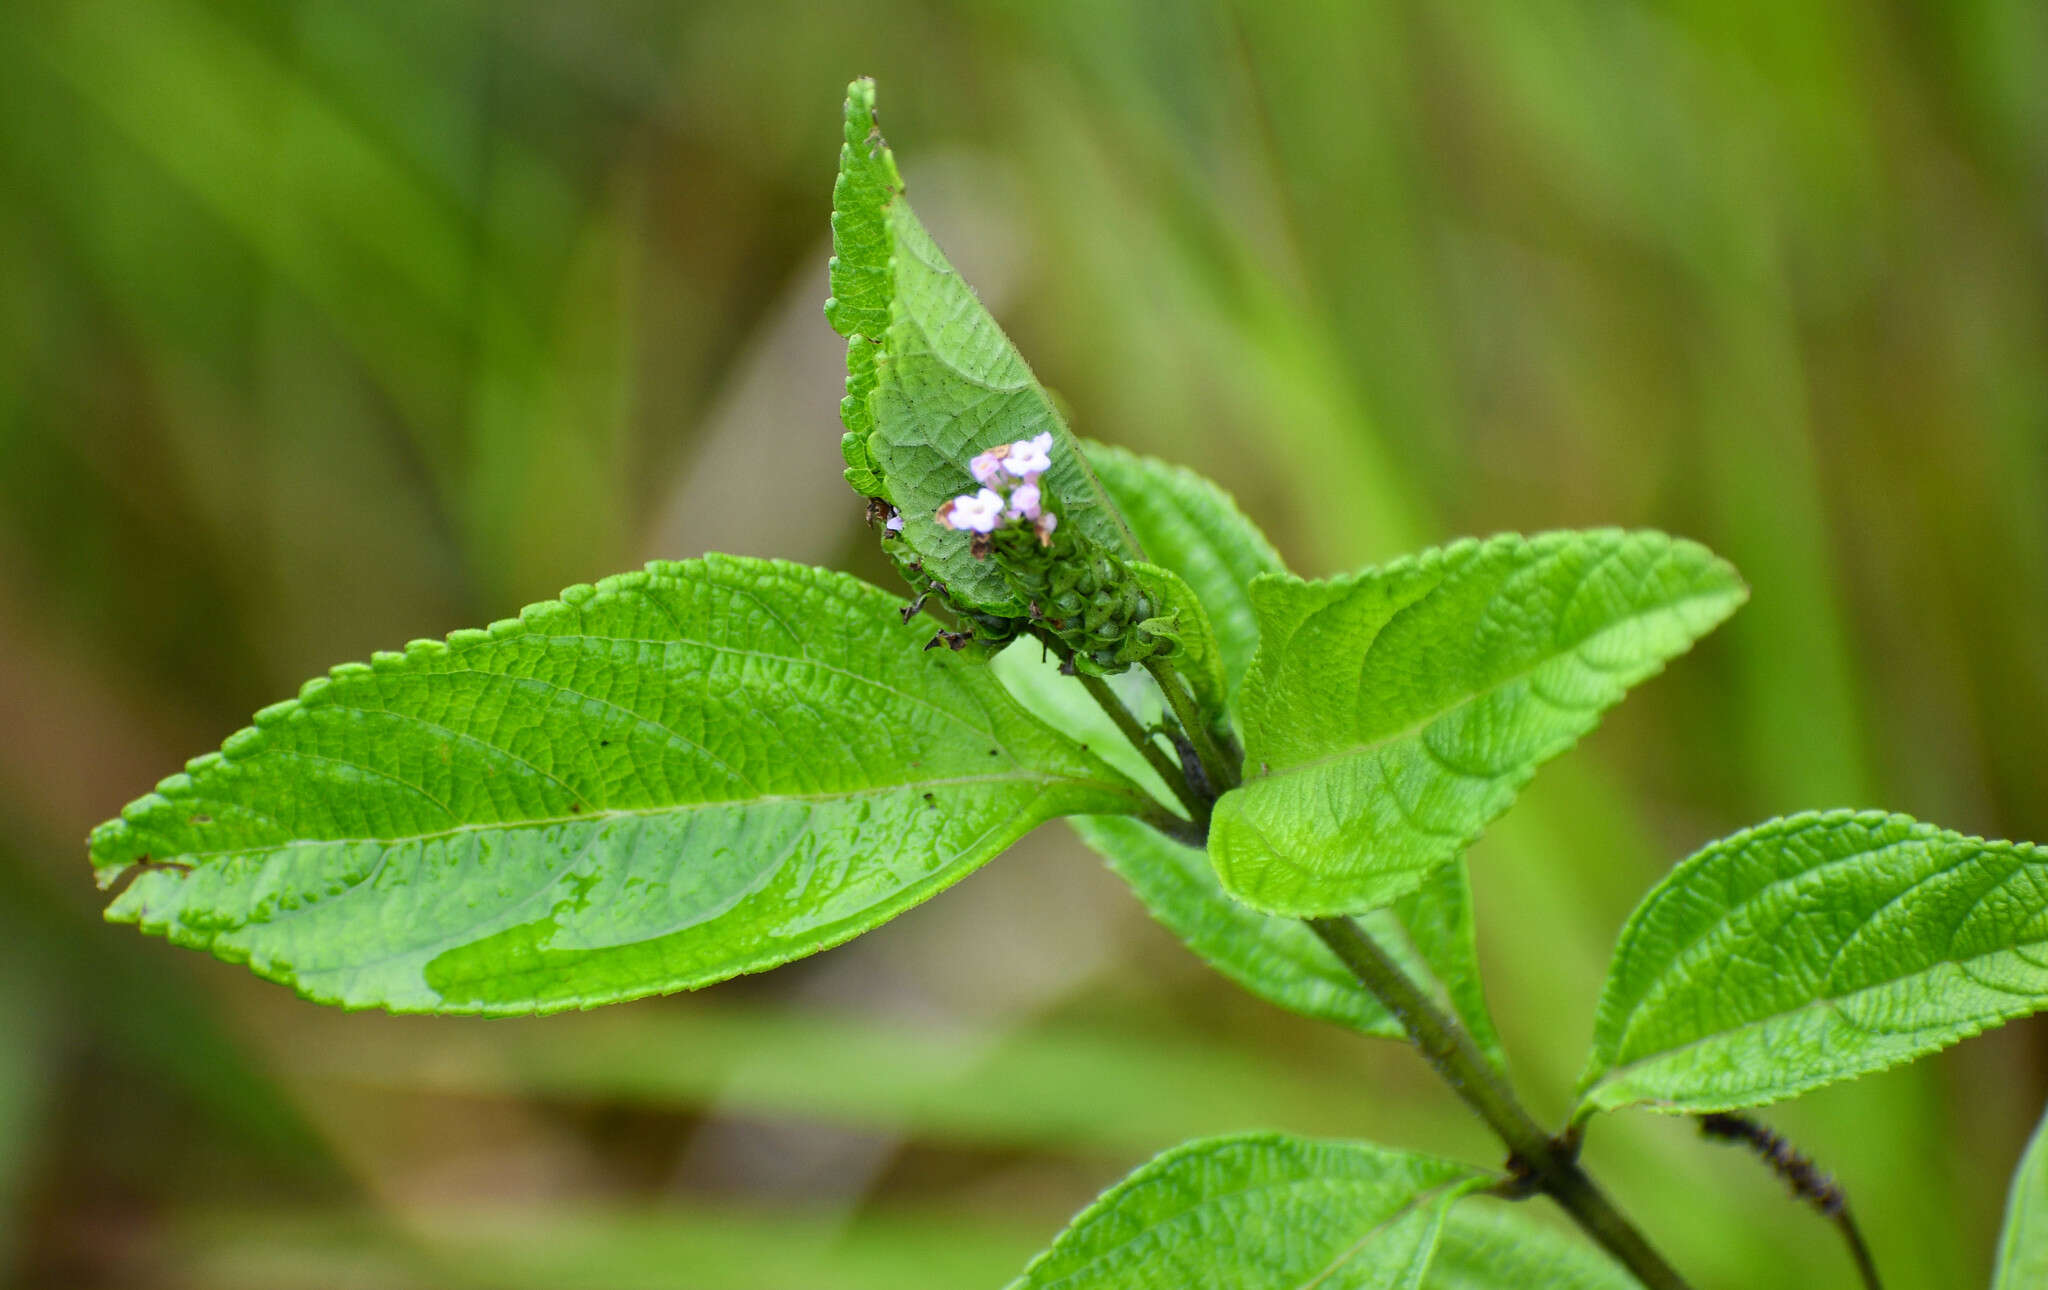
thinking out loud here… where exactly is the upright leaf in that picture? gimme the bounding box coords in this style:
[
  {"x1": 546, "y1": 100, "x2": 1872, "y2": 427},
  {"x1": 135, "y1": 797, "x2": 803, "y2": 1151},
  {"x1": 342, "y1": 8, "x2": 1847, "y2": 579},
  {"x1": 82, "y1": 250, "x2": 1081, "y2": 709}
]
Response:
[
  {"x1": 1579, "y1": 811, "x2": 2048, "y2": 1115},
  {"x1": 93, "y1": 556, "x2": 1149, "y2": 1015},
  {"x1": 1008, "y1": 1133, "x2": 1488, "y2": 1290},
  {"x1": 826, "y1": 79, "x2": 1139, "y2": 614},
  {"x1": 1995, "y1": 1100, "x2": 2048, "y2": 1290},
  {"x1": 1424, "y1": 1204, "x2": 1640, "y2": 1290},
  {"x1": 1212, "y1": 530, "x2": 1745, "y2": 915}
]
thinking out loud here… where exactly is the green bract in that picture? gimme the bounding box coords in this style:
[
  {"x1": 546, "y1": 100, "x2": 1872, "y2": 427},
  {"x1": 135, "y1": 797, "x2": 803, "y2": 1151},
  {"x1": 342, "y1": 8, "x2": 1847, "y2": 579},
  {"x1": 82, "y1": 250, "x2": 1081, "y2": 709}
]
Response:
[
  {"x1": 1580, "y1": 810, "x2": 2048, "y2": 1115},
  {"x1": 92, "y1": 556, "x2": 1148, "y2": 1014},
  {"x1": 1212, "y1": 530, "x2": 1747, "y2": 916},
  {"x1": 826, "y1": 79, "x2": 1138, "y2": 618},
  {"x1": 1996, "y1": 1101, "x2": 2048, "y2": 1290},
  {"x1": 1008, "y1": 1133, "x2": 1488, "y2": 1290}
]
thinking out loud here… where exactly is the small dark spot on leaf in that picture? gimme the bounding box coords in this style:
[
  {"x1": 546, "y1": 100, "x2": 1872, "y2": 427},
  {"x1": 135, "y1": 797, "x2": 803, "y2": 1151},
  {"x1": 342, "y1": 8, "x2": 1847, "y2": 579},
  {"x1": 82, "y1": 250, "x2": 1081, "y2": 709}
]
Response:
[
  {"x1": 570, "y1": 803, "x2": 584, "y2": 814},
  {"x1": 188, "y1": 813, "x2": 212, "y2": 825},
  {"x1": 988, "y1": 748, "x2": 999, "y2": 756},
  {"x1": 922, "y1": 792, "x2": 935, "y2": 803},
  {"x1": 600, "y1": 739, "x2": 611, "y2": 747}
]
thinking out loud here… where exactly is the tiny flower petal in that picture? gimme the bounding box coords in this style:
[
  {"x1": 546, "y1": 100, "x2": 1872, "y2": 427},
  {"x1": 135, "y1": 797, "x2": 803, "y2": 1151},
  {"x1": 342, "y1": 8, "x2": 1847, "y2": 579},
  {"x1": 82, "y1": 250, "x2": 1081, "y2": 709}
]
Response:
[
  {"x1": 885, "y1": 514, "x2": 904, "y2": 532},
  {"x1": 1034, "y1": 511, "x2": 1059, "y2": 545},
  {"x1": 1006, "y1": 481, "x2": 1042, "y2": 519},
  {"x1": 1007, "y1": 432, "x2": 1054, "y2": 476},
  {"x1": 942, "y1": 487, "x2": 1005, "y2": 534},
  {"x1": 969, "y1": 446, "x2": 1010, "y2": 485}
]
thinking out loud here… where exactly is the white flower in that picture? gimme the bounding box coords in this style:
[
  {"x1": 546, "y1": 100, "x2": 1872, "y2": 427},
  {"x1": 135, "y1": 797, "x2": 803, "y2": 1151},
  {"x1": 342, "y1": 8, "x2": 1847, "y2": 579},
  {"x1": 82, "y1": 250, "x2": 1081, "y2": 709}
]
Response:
[
  {"x1": 885, "y1": 513, "x2": 904, "y2": 532},
  {"x1": 937, "y1": 487, "x2": 1006, "y2": 533},
  {"x1": 1007, "y1": 432, "x2": 1054, "y2": 477},
  {"x1": 1006, "y1": 481, "x2": 1042, "y2": 520},
  {"x1": 969, "y1": 446, "x2": 1010, "y2": 486}
]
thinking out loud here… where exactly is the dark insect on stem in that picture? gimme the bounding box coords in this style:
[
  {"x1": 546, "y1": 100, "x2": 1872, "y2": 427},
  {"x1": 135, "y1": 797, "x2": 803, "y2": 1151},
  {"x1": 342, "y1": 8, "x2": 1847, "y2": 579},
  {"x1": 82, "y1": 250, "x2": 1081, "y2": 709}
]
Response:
[{"x1": 1698, "y1": 1112, "x2": 1883, "y2": 1290}]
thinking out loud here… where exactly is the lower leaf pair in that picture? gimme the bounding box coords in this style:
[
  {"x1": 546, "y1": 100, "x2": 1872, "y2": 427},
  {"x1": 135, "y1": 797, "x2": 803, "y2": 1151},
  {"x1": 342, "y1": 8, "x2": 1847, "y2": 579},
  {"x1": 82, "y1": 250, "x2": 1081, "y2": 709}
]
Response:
[{"x1": 1009, "y1": 1133, "x2": 1632, "y2": 1290}]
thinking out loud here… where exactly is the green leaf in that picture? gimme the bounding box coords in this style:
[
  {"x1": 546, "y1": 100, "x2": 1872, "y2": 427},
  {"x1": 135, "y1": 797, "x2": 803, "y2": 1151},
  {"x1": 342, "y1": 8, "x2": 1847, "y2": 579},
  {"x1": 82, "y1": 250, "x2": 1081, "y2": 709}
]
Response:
[
  {"x1": 1086, "y1": 441, "x2": 1287, "y2": 697},
  {"x1": 1078, "y1": 816, "x2": 1506, "y2": 1065},
  {"x1": 1423, "y1": 1204, "x2": 1640, "y2": 1290},
  {"x1": 1212, "y1": 530, "x2": 1746, "y2": 915},
  {"x1": 1995, "y1": 1100, "x2": 2048, "y2": 1290},
  {"x1": 92, "y1": 555, "x2": 1150, "y2": 1015},
  {"x1": 1008, "y1": 1133, "x2": 1488, "y2": 1290},
  {"x1": 1578, "y1": 810, "x2": 2048, "y2": 1115},
  {"x1": 825, "y1": 79, "x2": 1140, "y2": 614}
]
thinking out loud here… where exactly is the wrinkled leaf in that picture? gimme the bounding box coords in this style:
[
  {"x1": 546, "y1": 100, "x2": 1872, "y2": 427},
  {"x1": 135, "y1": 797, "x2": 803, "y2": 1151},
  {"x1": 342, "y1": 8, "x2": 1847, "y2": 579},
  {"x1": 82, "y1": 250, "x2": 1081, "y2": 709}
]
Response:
[
  {"x1": 1579, "y1": 810, "x2": 2048, "y2": 1115},
  {"x1": 826, "y1": 79, "x2": 1139, "y2": 614},
  {"x1": 93, "y1": 555, "x2": 1149, "y2": 1014},
  {"x1": 1995, "y1": 1099, "x2": 2048, "y2": 1290},
  {"x1": 1213, "y1": 530, "x2": 1745, "y2": 915},
  {"x1": 1008, "y1": 1132, "x2": 1488, "y2": 1290},
  {"x1": 1424, "y1": 1203, "x2": 1640, "y2": 1290}
]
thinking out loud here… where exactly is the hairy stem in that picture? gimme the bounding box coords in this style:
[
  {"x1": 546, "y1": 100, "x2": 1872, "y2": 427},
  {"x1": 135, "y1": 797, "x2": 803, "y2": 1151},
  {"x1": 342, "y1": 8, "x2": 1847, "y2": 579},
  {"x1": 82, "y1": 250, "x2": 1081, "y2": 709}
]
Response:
[
  {"x1": 1308, "y1": 916, "x2": 1695, "y2": 1290},
  {"x1": 1144, "y1": 658, "x2": 1239, "y2": 794},
  {"x1": 1699, "y1": 1112, "x2": 1882, "y2": 1290}
]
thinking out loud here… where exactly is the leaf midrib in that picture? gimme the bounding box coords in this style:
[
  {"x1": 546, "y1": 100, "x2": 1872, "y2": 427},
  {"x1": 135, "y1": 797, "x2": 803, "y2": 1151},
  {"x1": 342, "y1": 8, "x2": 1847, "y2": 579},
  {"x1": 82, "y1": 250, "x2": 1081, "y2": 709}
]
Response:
[{"x1": 108, "y1": 769, "x2": 1134, "y2": 871}]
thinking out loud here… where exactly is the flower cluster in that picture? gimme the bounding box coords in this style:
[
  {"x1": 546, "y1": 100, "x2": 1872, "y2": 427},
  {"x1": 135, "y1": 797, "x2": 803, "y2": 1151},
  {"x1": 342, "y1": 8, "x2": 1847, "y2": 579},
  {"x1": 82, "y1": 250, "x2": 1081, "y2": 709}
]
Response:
[{"x1": 936, "y1": 432, "x2": 1059, "y2": 545}]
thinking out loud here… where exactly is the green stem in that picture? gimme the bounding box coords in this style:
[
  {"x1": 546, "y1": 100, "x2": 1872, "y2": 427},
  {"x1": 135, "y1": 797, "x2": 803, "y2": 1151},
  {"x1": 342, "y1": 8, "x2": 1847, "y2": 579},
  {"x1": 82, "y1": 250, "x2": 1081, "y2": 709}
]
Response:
[
  {"x1": 1075, "y1": 670, "x2": 1209, "y2": 826},
  {"x1": 1144, "y1": 658, "x2": 1238, "y2": 793},
  {"x1": 1307, "y1": 916, "x2": 1695, "y2": 1290}
]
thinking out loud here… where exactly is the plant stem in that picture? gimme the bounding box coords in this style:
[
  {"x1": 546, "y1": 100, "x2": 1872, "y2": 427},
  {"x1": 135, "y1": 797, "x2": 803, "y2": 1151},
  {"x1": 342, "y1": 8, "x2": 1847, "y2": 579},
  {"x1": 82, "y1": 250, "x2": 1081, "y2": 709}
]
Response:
[
  {"x1": 1074, "y1": 669, "x2": 1209, "y2": 826},
  {"x1": 1144, "y1": 658, "x2": 1238, "y2": 793},
  {"x1": 1307, "y1": 915, "x2": 1695, "y2": 1290},
  {"x1": 1698, "y1": 1112, "x2": 1882, "y2": 1290}
]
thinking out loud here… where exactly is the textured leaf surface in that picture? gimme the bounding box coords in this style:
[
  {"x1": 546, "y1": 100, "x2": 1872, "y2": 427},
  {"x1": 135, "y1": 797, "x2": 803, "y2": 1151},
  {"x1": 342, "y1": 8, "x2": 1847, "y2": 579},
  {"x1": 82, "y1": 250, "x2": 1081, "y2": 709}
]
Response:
[
  {"x1": 1422, "y1": 1205, "x2": 1639, "y2": 1290},
  {"x1": 1579, "y1": 810, "x2": 2048, "y2": 1114},
  {"x1": 1008, "y1": 1133, "x2": 1486, "y2": 1290},
  {"x1": 1212, "y1": 530, "x2": 1745, "y2": 915},
  {"x1": 1995, "y1": 1100, "x2": 2048, "y2": 1290},
  {"x1": 826, "y1": 79, "x2": 1138, "y2": 614},
  {"x1": 1087, "y1": 441, "x2": 1286, "y2": 696},
  {"x1": 92, "y1": 556, "x2": 1148, "y2": 1015},
  {"x1": 1079, "y1": 816, "x2": 1505, "y2": 1064}
]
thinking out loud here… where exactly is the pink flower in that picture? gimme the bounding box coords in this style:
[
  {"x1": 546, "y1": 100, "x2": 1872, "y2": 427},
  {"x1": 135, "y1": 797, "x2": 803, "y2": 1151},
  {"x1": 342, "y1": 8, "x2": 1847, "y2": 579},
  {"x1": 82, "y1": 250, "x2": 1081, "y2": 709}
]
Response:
[
  {"x1": 1006, "y1": 481, "x2": 1042, "y2": 520},
  {"x1": 969, "y1": 446, "x2": 1010, "y2": 486},
  {"x1": 885, "y1": 514, "x2": 904, "y2": 532},
  {"x1": 937, "y1": 487, "x2": 1006, "y2": 534}
]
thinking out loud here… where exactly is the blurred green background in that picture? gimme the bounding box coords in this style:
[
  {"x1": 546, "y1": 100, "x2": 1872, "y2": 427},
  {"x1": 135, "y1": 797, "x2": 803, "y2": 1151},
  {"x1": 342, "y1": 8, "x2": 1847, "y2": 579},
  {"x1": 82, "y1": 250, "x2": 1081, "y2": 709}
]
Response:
[{"x1": 1, "y1": 1, "x2": 2044, "y2": 1286}]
